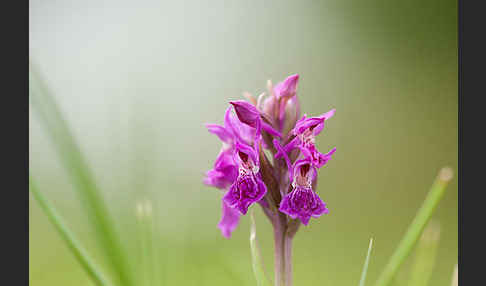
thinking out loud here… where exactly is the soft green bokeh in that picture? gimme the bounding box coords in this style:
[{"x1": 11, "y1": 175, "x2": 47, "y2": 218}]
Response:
[{"x1": 29, "y1": 0, "x2": 457, "y2": 285}]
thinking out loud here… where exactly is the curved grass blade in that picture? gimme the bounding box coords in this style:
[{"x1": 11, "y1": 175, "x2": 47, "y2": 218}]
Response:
[
  {"x1": 408, "y1": 221, "x2": 440, "y2": 286},
  {"x1": 29, "y1": 175, "x2": 111, "y2": 286},
  {"x1": 250, "y1": 211, "x2": 273, "y2": 286},
  {"x1": 375, "y1": 167, "x2": 453, "y2": 286},
  {"x1": 359, "y1": 238, "x2": 374, "y2": 286},
  {"x1": 29, "y1": 61, "x2": 134, "y2": 286}
]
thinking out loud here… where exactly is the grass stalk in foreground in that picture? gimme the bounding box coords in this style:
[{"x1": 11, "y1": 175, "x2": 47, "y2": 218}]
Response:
[
  {"x1": 375, "y1": 167, "x2": 453, "y2": 286},
  {"x1": 359, "y1": 238, "x2": 374, "y2": 286},
  {"x1": 29, "y1": 61, "x2": 134, "y2": 286},
  {"x1": 250, "y1": 211, "x2": 273, "y2": 286},
  {"x1": 408, "y1": 221, "x2": 440, "y2": 286},
  {"x1": 29, "y1": 176, "x2": 111, "y2": 286},
  {"x1": 135, "y1": 200, "x2": 158, "y2": 286}
]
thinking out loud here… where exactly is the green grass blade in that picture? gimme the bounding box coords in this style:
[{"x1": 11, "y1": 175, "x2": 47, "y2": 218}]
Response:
[
  {"x1": 29, "y1": 175, "x2": 111, "y2": 286},
  {"x1": 359, "y1": 238, "x2": 374, "y2": 286},
  {"x1": 135, "y1": 200, "x2": 158, "y2": 286},
  {"x1": 408, "y1": 221, "x2": 440, "y2": 286},
  {"x1": 29, "y1": 61, "x2": 134, "y2": 286},
  {"x1": 250, "y1": 211, "x2": 272, "y2": 286},
  {"x1": 375, "y1": 167, "x2": 453, "y2": 286}
]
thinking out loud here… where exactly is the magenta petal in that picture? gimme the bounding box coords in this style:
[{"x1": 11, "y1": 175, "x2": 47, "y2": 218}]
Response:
[
  {"x1": 318, "y1": 147, "x2": 336, "y2": 167},
  {"x1": 262, "y1": 121, "x2": 282, "y2": 138},
  {"x1": 311, "y1": 192, "x2": 329, "y2": 218},
  {"x1": 293, "y1": 117, "x2": 325, "y2": 135},
  {"x1": 224, "y1": 106, "x2": 238, "y2": 133},
  {"x1": 273, "y1": 139, "x2": 293, "y2": 181},
  {"x1": 320, "y1": 108, "x2": 336, "y2": 121},
  {"x1": 204, "y1": 150, "x2": 238, "y2": 189},
  {"x1": 206, "y1": 124, "x2": 233, "y2": 143},
  {"x1": 299, "y1": 215, "x2": 311, "y2": 225},
  {"x1": 224, "y1": 106, "x2": 256, "y2": 145},
  {"x1": 238, "y1": 174, "x2": 267, "y2": 214},
  {"x1": 294, "y1": 114, "x2": 307, "y2": 128},
  {"x1": 230, "y1": 100, "x2": 261, "y2": 129},
  {"x1": 278, "y1": 186, "x2": 328, "y2": 225},
  {"x1": 293, "y1": 158, "x2": 316, "y2": 178},
  {"x1": 279, "y1": 194, "x2": 297, "y2": 219},
  {"x1": 218, "y1": 200, "x2": 241, "y2": 238},
  {"x1": 225, "y1": 172, "x2": 267, "y2": 215},
  {"x1": 291, "y1": 109, "x2": 335, "y2": 136},
  {"x1": 234, "y1": 141, "x2": 258, "y2": 166},
  {"x1": 204, "y1": 169, "x2": 230, "y2": 189},
  {"x1": 274, "y1": 74, "x2": 300, "y2": 99},
  {"x1": 312, "y1": 109, "x2": 335, "y2": 135},
  {"x1": 275, "y1": 136, "x2": 301, "y2": 160},
  {"x1": 223, "y1": 183, "x2": 240, "y2": 208},
  {"x1": 300, "y1": 145, "x2": 336, "y2": 169}
]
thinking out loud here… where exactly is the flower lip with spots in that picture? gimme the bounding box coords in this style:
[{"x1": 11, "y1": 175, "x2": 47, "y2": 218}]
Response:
[
  {"x1": 279, "y1": 159, "x2": 329, "y2": 225},
  {"x1": 223, "y1": 142, "x2": 267, "y2": 215}
]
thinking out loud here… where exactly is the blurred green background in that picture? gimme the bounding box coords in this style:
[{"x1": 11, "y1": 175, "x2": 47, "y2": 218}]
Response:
[{"x1": 29, "y1": 0, "x2": 457, "y2": 285}]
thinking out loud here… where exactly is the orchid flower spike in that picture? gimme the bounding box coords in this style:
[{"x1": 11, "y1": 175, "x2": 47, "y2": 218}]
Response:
[{"x1": 205, "y1": 73, "x2": 336, "y2": 238}]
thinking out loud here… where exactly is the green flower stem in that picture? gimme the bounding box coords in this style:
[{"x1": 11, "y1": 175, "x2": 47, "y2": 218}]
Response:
[
  {"x1": 250, "y1": 211, "x2": 272, "y2": 286},
  {"x1": 29, "y1": 176, "x2": 110, "y2": 286},
  {"x1": 375, "y1": 167, "x2": 453, "y2": 286},
  {"x1": 273, "y1": 215, "x2": 287, "y2": 286},
  {"x1": 283, "y1": 233, "x2": 294, "y2": 286}
]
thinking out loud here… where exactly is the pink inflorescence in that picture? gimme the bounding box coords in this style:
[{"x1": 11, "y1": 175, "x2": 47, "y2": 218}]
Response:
[{"x1": 204, "y1": 74, "x2": 336, "y2": 238}]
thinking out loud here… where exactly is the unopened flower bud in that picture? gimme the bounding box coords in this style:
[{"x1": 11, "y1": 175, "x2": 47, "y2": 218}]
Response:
[
  {"x1": 230, "y1": 100, "x2": 261, "y2": 129},
  {"x1": 281, "y1": 95, "x2": 301, "y2": 137},
  {"x1": 262, "y1": 95, "x2": 277, "y2": 120},
  {"x1": 274, "y1": 74, "x2": 299, "y2": 99}
]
